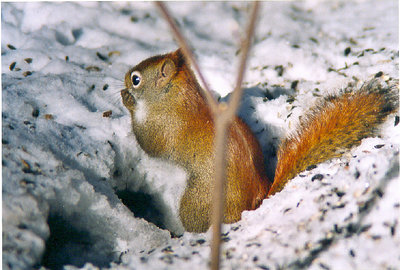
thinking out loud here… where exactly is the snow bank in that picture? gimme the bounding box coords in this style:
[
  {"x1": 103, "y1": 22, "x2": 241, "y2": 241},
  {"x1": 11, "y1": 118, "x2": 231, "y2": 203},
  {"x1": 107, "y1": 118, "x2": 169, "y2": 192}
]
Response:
[{"x1": 2, "y1": 1, "x2": 399, "y2": 270}]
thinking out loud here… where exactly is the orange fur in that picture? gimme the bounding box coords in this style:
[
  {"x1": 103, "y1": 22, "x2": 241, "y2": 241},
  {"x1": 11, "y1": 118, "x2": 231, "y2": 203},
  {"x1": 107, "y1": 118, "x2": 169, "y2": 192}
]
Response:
[{"x1": 269, "y1": 81, "x2": 399, "y2": 196}]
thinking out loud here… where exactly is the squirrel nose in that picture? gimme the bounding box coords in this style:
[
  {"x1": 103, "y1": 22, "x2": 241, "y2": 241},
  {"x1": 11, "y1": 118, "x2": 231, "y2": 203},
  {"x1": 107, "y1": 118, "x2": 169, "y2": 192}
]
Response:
[{"x1": 121, "y1": 88, "x2": 136, "y2": 107}]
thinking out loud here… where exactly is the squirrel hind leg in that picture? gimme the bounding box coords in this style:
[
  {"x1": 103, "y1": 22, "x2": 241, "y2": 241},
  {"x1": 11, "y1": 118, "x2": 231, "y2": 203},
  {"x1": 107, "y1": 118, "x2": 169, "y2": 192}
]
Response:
[{"x1": 268, "y1": 78, "x2": 399, "y2": 196}]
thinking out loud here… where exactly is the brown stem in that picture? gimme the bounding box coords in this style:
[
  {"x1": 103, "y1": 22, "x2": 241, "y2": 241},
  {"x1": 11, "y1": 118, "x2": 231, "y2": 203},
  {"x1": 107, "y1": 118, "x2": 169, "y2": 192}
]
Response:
[
  {"x1": 155, "y1": 2, "x2": 260, "y2": 270},
  {"x1": 210, "y1": 2, "x2": 261, "y2": 270},
  {"x1": 210, "y1": 105, "x2": 230, "y2": 270}
]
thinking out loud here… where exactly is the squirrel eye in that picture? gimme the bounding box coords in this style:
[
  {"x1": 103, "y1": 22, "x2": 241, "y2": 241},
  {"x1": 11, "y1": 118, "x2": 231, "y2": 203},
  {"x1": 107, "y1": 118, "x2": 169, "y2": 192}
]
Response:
[{"x1": 130, "y1": 71, "x2": 142, "y2": 88}]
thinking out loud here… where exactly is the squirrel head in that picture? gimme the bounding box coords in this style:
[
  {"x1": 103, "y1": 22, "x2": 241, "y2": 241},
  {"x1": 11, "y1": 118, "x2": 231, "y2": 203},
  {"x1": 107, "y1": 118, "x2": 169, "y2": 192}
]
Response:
[
  {"x1": 121, "y1": 49, "x2": 186, "y2": 111},
  {"x1": 120, "y1": 48, "x2": 212, "y2": 159}
]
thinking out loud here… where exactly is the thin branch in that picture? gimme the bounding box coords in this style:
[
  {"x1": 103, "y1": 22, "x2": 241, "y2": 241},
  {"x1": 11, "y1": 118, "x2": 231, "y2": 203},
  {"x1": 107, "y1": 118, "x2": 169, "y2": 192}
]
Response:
[
  {"x1": 155, "y1": 2, "x2": 219, "y2": 115},
  {"x1": 209, "y1": 107, "x2": 230, "y2": 270},
  {"x1": 155, "y1": 2, "x2": 261, "y2": 270},
  {"x1": 210, "y1": 2, "x2": 261, "y2": 270}
]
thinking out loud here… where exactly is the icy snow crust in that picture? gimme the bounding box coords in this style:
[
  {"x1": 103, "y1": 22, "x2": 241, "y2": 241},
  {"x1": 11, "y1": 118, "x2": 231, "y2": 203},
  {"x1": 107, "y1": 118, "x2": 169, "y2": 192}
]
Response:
[{"x1": 2, "y1": 1, "x2": 399, "y2": 270}]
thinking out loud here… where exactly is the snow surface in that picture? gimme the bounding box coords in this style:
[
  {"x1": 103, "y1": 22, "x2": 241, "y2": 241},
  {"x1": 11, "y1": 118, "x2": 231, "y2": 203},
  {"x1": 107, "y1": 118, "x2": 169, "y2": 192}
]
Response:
[{"x1": 2, "y1": 1, "x2": 399, "y2": 270}]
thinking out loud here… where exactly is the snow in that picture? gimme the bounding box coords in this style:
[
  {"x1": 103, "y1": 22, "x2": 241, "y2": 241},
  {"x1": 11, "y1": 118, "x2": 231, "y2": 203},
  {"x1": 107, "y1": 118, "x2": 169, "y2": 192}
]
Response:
[{"x1": 2, "y1": 1, "x2": 399, "y2": 270}]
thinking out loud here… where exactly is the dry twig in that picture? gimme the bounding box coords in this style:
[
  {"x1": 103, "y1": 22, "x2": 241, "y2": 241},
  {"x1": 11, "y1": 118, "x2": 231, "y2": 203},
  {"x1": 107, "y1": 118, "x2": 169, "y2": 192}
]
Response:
[
  {"x1": 155, "y1": 2, "x2": 260, "y2": 269},
  {"x1": 210, "y1": 3, "x2": 260, "y2": 270}
]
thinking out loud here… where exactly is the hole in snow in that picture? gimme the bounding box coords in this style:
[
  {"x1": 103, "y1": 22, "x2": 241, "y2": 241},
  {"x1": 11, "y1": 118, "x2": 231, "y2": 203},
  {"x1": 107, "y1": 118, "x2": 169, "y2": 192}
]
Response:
[
  {"x1": 116, "y1": 190, "x2": 167, "y2": 231},
  {"x1": 41, "y1": 214, "x2": 114, "y2": 270}
]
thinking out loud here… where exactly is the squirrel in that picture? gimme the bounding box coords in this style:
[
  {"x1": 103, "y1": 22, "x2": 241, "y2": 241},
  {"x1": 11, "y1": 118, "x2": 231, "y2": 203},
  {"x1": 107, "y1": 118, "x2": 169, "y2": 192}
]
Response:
[{"x1": 121, "y1": 49, "x2": 398, "y2": 233}]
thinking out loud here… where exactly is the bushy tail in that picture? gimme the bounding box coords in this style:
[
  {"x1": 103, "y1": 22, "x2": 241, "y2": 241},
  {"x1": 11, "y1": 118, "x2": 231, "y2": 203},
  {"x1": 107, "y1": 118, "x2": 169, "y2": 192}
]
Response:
[{"x1": 268, "y1": 79, "x2": 399, "y2": 196}]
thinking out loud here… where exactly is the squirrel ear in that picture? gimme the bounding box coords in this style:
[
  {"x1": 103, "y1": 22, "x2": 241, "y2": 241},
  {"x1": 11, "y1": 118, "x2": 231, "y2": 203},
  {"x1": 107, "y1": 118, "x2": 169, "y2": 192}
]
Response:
[
  {"x1": 157, "y1": 58, "x2": 175, "y2": 88},
  {"x1": 161, "y1": 58, "x2": 175, "y2": 78}
]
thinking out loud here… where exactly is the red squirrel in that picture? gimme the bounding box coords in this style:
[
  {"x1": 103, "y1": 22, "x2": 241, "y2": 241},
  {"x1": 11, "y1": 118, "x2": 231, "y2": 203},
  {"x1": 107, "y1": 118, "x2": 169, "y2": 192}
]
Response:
[{"x1": 121, "y1": 49, "x2": 398, "y2": 233}]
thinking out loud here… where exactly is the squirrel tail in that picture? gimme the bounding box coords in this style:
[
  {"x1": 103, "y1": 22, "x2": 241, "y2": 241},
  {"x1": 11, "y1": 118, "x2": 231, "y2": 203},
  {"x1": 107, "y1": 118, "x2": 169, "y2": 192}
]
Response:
[{"x1": 268, "y1": 79, "x2": 399, "y2": 196}]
